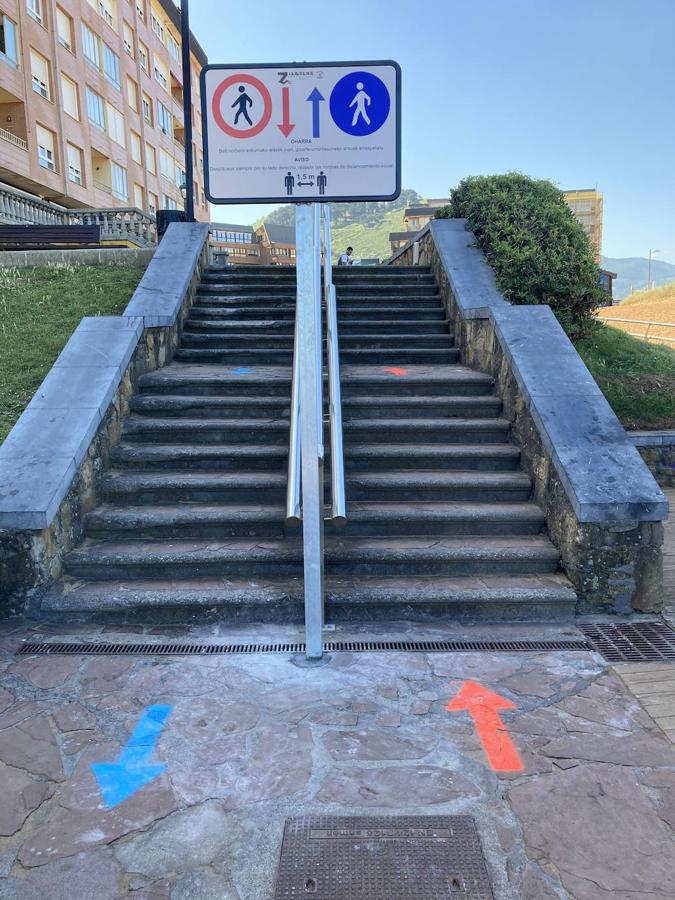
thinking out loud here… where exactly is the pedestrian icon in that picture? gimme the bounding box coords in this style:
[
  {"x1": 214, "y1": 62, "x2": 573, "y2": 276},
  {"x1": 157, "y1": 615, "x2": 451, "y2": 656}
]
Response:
[
  {"x1": 285, "y1": 172, "x2": 294, "y2": 195},
  {"x1": 329, "y1": 70, "x2": 391, "y2": 137},
  {"x1": 317, "y1": 171, "x2": 327, "y2": 195},
  {"x1": 232, "y1": 85, "x2": 253, "y2": 126},
  {"x1": 349, "y1": 82, "x2": 371, "y2": 126}
]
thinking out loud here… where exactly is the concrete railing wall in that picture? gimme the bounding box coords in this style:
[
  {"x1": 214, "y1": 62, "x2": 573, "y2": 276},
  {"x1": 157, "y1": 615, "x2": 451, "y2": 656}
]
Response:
[
  {"x1": 389, "y1": 219, "x2": 668, "y2": 614},
  {"x1": 631, "y1": 431, "x2": 675, "y2": 489},
  {"x1": 0, "y1": 223, "x2": 210, "y2": 614}
]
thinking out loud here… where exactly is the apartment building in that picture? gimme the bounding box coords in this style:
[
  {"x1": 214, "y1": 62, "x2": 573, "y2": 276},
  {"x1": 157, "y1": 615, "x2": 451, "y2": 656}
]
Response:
[
  {"x1": 389, "y1": 198, "x2": 449, "y2": 254},
  {"x1": 0, "y1": 0, "x2": 208, "y2": 219},
  {"x1": 563, "y1": 189, "x2": 603, "y2": 262}
]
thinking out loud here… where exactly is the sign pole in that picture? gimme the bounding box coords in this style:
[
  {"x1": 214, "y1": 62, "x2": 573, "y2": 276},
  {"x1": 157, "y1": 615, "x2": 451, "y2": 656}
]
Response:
[
  {"x1": 180, "y1": 0, "x2": 195, "y2": 222},
  {"x1": 296, "y1": 203, "x2": 324, "y2": 659}
]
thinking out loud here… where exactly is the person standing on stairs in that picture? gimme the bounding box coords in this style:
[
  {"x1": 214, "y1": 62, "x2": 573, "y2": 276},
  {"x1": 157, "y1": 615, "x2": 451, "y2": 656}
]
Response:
[{"x1": 338, "y1": 247, "x2": 354, "y2": 266}]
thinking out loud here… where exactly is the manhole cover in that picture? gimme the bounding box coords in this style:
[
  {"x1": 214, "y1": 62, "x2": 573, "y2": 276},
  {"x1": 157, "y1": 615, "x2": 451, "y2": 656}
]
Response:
[
  {"x1": 273, "y1": 815, "x2": 494, "y2": 899},
  {"x1": 579, "y1": 621, "x2": 675, "y2": 662}
]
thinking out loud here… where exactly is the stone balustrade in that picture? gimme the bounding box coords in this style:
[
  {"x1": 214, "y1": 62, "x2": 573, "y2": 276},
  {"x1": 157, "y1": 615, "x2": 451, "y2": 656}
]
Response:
[
  {"x1": 0, "y1": 126, "x2": 28, "y2": 152},
  {"x1": 0, "y1": 183, "x2": 157, "y2": 246}
]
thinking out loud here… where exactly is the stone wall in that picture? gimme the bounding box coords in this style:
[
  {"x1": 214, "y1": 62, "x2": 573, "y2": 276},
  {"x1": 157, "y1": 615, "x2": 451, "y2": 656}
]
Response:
[
  {"x1": 630, "y1": 432, "x2": 675, "y2": 488},
  {"x1": 390, "y1": 220, "x2": 668, "y2": 613},
  {"x1": 0, "y1": 223, "x2": 209, "y2": 615},
  {"x1": 0, "y1": 247, "x2": 155, "y2": 268}
]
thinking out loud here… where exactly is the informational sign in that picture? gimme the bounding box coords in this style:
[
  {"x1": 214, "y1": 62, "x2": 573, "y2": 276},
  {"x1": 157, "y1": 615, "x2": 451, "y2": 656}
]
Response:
[{"x1": 201, "y1": 61, "x2": 401, "y2": 204}]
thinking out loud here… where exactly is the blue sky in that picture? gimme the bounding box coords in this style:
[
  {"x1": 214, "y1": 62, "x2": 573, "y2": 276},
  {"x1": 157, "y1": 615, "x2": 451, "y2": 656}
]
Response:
[{"x1": 191, "y1": 0, "x2": 675, "y2": 263}]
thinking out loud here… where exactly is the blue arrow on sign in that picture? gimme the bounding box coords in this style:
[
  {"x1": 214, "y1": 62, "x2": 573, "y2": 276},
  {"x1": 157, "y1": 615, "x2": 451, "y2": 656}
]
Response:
[
  {"x1": 91, "y1": 704, "x2": 172, "y2": 808},
  {"x1": 306, "y1": 87, "x2": 325, "y2": 138}
]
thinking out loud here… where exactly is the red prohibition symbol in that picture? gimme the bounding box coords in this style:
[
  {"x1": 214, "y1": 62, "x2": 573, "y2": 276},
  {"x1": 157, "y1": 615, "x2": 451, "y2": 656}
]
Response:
[{"x1": 212, "y1": 74, "x2": 273, "y2": 138}]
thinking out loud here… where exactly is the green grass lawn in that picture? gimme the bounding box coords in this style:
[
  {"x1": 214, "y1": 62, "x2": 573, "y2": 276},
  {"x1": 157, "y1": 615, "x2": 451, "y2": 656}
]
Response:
[
  {"x1": 577, "y1": 324, "x2": 675, "y2": 430},
  {"x1": 0, "y1": 264, "x2": 144, "y2": 444}
]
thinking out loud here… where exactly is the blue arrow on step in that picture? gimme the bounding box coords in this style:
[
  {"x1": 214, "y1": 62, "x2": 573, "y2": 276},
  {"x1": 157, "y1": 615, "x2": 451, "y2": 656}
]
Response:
[
  {"x1": 307, "y1": 88, "x2": 325, "y2": 138},
  {"x1": 91, "y1": 704, "x2": 172, "y2": 808}
]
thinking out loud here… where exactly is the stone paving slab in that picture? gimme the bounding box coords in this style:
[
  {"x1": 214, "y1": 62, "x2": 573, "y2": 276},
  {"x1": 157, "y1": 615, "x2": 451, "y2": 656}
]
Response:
[
  {"x1": 615, "y1": 663, "x2": 675, "y2": 743},
  {"x1": 0, "y1": 620, "x2": 674, "y2": 899}
]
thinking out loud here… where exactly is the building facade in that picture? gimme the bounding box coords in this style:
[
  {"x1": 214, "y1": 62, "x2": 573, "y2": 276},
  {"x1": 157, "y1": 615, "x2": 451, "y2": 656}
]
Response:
[
  {"x1": 256, "y1": 223, "x2": 296, "y2": 265},
  {"x1": 0, "y1": 0, "x2": 208, "y2": 219},
  {"x1": 209, "y1": 222, "x2": 262, "y2": 264},
  {"x1": 562, "y1": 189, "x2": 603, "y2": 262},
  {"x1": 389, "y1": 199, "x2": 449, "y2": 255}
]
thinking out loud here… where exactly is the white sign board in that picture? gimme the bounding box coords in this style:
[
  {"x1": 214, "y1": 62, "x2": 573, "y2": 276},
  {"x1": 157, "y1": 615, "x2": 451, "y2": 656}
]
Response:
[{"x1": 201, "y1": 61, "x2": 401, "y2": 204}]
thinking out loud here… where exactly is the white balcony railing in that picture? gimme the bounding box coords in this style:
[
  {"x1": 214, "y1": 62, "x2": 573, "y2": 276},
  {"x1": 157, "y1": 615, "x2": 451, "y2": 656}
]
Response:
[{"x1": 0, "y1": 127, "x2": 28, "y2": 151}]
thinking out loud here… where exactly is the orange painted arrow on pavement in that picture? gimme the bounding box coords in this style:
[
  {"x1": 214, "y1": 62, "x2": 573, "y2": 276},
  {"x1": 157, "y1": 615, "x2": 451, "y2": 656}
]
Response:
[
  {"x1": 446, "y1": 680, "x2": 523, "y2": 772},
  {"x1": 277, "y1": 87, "x2": 295, "y2": 138}
]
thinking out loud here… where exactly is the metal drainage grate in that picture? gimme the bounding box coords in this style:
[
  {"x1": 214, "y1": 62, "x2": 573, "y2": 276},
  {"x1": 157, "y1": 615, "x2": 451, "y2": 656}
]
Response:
[
  {"x1": 274, "y1": 815, "x2": 494, "y2": 899},
  {"x1": 17, "y1": 638, "x2": 589, "y2": 657},
  {"x1": 579, "y1": 622, "x2": 675, "y2": 662}
]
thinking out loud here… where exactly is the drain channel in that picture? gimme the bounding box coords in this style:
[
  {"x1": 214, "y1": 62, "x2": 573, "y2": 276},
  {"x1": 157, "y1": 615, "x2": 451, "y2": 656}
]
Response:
[
  {"x1": 18, "y1": 638, "x2": 589, "y2": 656},
  {"x1": 579, "y1": 621, "x2": 675, "y2": 662}
]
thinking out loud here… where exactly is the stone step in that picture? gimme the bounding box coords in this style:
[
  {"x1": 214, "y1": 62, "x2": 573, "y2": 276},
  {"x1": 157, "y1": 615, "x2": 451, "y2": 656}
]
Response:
[
  {"x1": 339, "y1": 348, "x2": 460, "y2": 364},
  {"x1": 183, "y1": 318, "x2": 453, "y2": 336},
  {"x1": 111, "y1": 442, "x2": 288, "y2": 470},
  {"x1": 337, "y1": 320, "x2": 452, "y2": 335},
  {"x1": 179, "y1": 333, "x2": 456, "y2": 351},
  {"x1": 174, "y1": 347, "x2": 461, "y2": 365},
  {"x1": 39, "y1": 573, "x2": 576, "y2": 624},
  {"x1": 199, "y1": 284, "x2": 440, "y2": 297},
  {"x1": 346, "y1": 470, "x2": 532, "y2": 502},
  {"x1": 84, "y1": 500, "x2": 544, "y2": 541},
  {"x1": 174, "y1": 348, "x2": 295, "y2": 364},
  {"x1": 129, "y1": 395, "x2": 291, "y2": 418},
  {"x1": 345, "y1": 443, "x2": 520, "y2": 471},
  {"x1": 63, "y1": 535, "x2": 560, "y2": 580},
  {"x1": 185, "y1": 320, "x2": 297, "y2": 334},
  {"x1": 342, "y1": 395, "x2": 502, "y2": 419},
  {"x1": 138, "y1": 366, "x2": 292, "y2": 397},
  {"x1": 203, "y1": 270, "x2": 433, "y2": 283},
  {"x1": 193, "y1": 295, "x2": 444, "y2": 308},
  {"x1": 190, "y1": 306, "x2": 296, "y2": 320},
  {"x1": 337, "y1": 307, "x2": 446, "y2": 320},
  {"x1": 123, "y1": 416, "x2": 290, "y2": 445},
  {"x1": 343, "y1": 417, "x2": 511, "y2": 443},
  {"x1": 341, "y1": 367, "x2": 494, "y2": 397},
  {"x1": 101, "y1": 470, "x2": 287, "y2": 504}
]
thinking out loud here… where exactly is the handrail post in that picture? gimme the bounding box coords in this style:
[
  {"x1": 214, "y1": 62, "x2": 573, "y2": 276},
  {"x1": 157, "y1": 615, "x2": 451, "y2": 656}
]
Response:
[{"x1": 296, "y1": 203, "x2": 324, "y2": 658}]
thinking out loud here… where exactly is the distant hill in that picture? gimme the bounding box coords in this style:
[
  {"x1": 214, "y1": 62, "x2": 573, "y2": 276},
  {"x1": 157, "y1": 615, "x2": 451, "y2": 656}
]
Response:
[
  {"x1": 256, "y1": 189, "x2": 422, "y2": 262},
  {"x1": 603, "y1": 256, "x2": 675, "y2": 301}
]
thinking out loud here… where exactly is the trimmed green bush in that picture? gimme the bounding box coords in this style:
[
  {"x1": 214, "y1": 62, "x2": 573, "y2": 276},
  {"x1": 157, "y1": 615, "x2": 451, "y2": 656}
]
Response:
[{"x1": 436, "y1": 173, "x2": 603, "y2": 336}]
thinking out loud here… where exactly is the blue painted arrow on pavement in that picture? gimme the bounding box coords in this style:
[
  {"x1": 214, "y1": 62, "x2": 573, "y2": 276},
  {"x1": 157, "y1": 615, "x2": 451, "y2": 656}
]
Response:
[
  {"x1": 91, "y1": 704, "x2": 172, "y2": 808},
  {"x1": 306, "y1": 87, "x2": 325, "y2": 138}
]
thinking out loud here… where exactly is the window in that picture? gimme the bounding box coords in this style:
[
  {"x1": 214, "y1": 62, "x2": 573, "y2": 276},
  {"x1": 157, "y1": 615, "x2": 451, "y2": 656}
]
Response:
[
  {"x1": 36, "y1": 125, "x2": 55, "y2": 171},
  {"x1": 126, "y1": 76, "x2": 138, "y2": 111},
  {"x1": 145, "y1": 143, "x2": 156, "y2": 174},
  {"x1": 130, "y1": 130, "x2": 142, "y2": 163},
  {"x1": 138, "y1": 41, "x2": 148, "y2": 72},
  {"x1": 61, "y1": 74, "x2": 79, "y2": 119},
  {"x1": 56, "y1": 8, "x2": 73, "y2": 51},
  {"x1": 154, "y1": 56, "x2": 168, "y2": 90},
  {"x1": 157, "y1": 100, "x2": 172, "y2": 134},
  {"x1": 67, "y1": 143, "x2": 83, "y2": 185},
  {"x1": 98, "y1": 0, "x2": 115, "y2": 28},
  {"x1": 141, "y1": 92, "x2": 152, "y2": 125},
  {"x1": 111, "y1": 161, "x2": 128, "y2": 200},
  {"x1": 103, "y1": 44, "x2": 120, "y2": 88},
  {"x1": 136, "y1": 0, "x2": 145, "y2": 20},
  {"x1": 148, "y1": 191, "x2": 158, "y2": 215},
  {"x1": 150, "y1": 12, "x2": 164, "y2": 41},
  {"x1": 163, "y1": 193, "x2": 178, "y2": 210},
  {"x1": 27, "y1": 0, "x2": 42, "y2": 24},
  {"x1": 167, "y1": 31, "x2": 179, "y2": 62},
  {"x1": 133, "y1": 183, "x2": 144, "y2": 209},
  {"x1": 0, "y1": 15, "x2": 18, "y2": 67},
  {"x1": 159, "y1": 149, "x2": 173, "y2": 180},
  {"x1": 86, "y1": 85, "x2": 105, "y2": 128},
  {"x1": 82, "y1": 23, "x2": 100, "y2": 68},
  {"x1": 174, "y1": 162, "x2": 185, "y2": 188},
  {"x1": 30, "y1": 50, "x2": 50, "y2": 99},
  {"x1": 107, "y1": 103, "x2": 125, "y2": 145},
  {"x1": 123, "y1": 21, "x2": 134, "y2": 56}
]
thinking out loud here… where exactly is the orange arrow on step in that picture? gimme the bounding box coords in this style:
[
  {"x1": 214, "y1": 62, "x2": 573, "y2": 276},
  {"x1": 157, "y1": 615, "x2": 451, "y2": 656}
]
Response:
[
  {"x1": 446, "y1": 680, "x2": 523, "y2": 772},
  {"x1": 277, "y1": 87, "x2": 295, "y2": 138}
]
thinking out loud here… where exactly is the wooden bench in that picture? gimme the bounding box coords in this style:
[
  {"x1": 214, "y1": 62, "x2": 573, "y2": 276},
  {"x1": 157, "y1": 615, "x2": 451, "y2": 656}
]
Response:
[{"x1": 0, "y1": 224, "x2": 101, "y2": 250}]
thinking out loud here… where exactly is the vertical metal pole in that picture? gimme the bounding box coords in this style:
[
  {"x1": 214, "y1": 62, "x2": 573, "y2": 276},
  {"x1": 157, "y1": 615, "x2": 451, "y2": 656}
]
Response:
[
  {"x1": 314, "y1": 204, "x2": 324, "y2": 457},
  {"x1": 180, "y1": 0, "x2": 195, "y2": 222},
  {"x1": 296, "y1": 204, "x2": 324, "y2": 659}
]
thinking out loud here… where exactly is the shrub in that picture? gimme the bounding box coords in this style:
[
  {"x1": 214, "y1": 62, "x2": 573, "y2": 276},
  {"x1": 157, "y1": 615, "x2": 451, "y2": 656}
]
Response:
[{"x1": 436, "y1": 173, "x2": 603, "y2": 337}]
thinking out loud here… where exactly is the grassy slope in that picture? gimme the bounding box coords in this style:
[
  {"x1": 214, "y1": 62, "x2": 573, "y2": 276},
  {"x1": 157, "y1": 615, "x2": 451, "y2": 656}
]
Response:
[
  {"x1": 577, "y1": 324, "x2": 675, "y2": 430},
  {"x1": 599, "y1": 282, "x2": 675, "y2": 346},
  {"x1": 0, "y1": 265, "x2": 144, "y2": 443},
  {"x1": 330, "y1": 207, "x2": 405, "y2": 262}
]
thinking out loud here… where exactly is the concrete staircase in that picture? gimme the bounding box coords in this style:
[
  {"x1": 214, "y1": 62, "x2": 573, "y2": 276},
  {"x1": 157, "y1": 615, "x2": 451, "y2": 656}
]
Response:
[{"x1": 40, "y1": 264, "x2": 577, "y2": 623}]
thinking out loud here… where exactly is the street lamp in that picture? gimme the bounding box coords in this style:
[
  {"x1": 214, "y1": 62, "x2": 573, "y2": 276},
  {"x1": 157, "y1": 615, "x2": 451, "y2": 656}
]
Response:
[{"x1": 648, "y1": 249, "x2": 660, "y2": 290}]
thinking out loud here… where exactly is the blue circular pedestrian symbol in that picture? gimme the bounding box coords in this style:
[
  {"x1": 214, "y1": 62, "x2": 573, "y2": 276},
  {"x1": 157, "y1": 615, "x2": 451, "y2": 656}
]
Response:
[{"x1": 329, "y1": 71, "x2": 391, "y2": 136}]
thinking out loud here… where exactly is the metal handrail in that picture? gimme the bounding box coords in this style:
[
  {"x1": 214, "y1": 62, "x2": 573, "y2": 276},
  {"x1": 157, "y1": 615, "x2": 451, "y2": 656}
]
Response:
[
  {"x1": 286, "y1": 309, "x2": 302, "y2": 525},
  {"x1": 322, "y1": 205, "x2": 347, "y2": 524}
]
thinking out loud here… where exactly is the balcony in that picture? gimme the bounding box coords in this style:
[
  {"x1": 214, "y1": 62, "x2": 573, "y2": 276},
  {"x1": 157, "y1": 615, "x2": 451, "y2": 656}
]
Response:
[{"x1": 0, "y1": 125, "x2": 27, "y2": 151}]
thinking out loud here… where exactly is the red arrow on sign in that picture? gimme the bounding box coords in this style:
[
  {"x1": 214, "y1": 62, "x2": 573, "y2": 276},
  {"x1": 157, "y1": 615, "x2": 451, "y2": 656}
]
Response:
[
  {"x1": 446, "y1": 680, "x2": 523, "y2": 772},
  {"x1": 277, "y1": 87, "x2": 295, "y2": 138}
]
